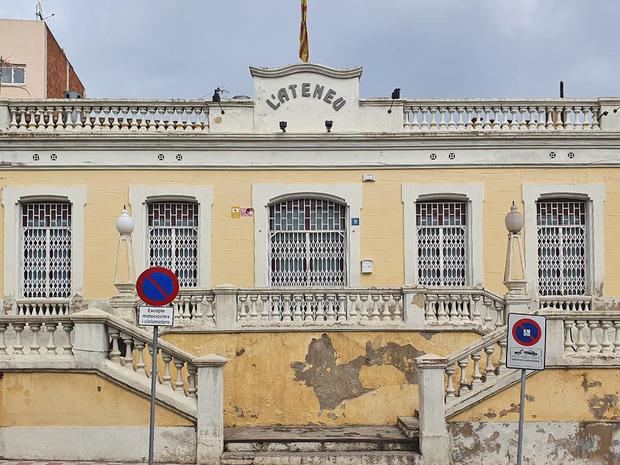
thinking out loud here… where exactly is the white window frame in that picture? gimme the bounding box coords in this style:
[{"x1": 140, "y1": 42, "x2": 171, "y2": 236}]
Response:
[
  {"x1": 523, "y1": 184, "x2": 605, "y2": 298},
  {"x1": 402, "y1": 183, "x2": 484, "y2": 287},
  {"x1": 2, "y1": 186, "x2": 86, "y2": 300},
  {"x1": 0, "y1": 65, "x2": 26, "y2": 85},
  {"x1": 129, "y1": 186, "x2": 213, "y2": 288},
  {"x1": 253, "y1": 183, "x2": 362, "y2": 287}
]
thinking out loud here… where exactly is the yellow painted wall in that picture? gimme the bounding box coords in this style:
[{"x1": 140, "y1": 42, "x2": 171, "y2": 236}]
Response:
[
  {"x1": 451, "y1": 369, "x2": 620, "y2": 422},
  {"x1": 0, "y1": 167, "x2": 619, "y2": 297},
  {"x1": 0, "y1": 372, "x2": 193, "y2": 427},
  {"x1": 163, "y1": 330, "x2": 481, "y2": 426}
]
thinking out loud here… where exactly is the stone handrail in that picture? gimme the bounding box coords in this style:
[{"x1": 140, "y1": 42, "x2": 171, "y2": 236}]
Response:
[
  {"x1": 541, "y1": 310, "x2": 620, "y2": 359},
  {"x1": 403, "y1": 98, "x2": 600, "y2": 132},
  {"x1": 137, "y1": 289, "x2": 216, "y2": 327},
  {"x1": 423, "y1": 287, "x2": 505, "y2": 330},
  {"x1": 443, "y1": 327, "x2": 508, "y2": 402},
  {"x1": 5, "y1": 99, "x2": 211, "y2": 133},
  {"x1": 236, "y1": 287, "x2": 404, "y2": 326},
  {"x1": 539, "y1": 295, "x2": 593, "y2": 312},
  {"x1": 0, "y1": 309, "x2": 228, "y2": 463},
  {"x1": 0, "y1": 315, "x2": 74, "y2": 356}
]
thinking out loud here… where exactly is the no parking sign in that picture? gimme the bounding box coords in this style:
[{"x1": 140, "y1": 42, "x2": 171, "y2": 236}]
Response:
[{"x1": 507, "y1": 313, "x2": 547, "y2": 370}]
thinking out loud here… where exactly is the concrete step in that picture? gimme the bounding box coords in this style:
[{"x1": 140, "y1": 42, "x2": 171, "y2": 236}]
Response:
[
  {"x1": 221, "y1": 451, "x2": 422, "y2": 465},
  {"x1": 224, "y1": 426, "x2": 418, "y2": 454},
  {"x1": 397, "y1": 416, "x2": 419, "y2": 439}
]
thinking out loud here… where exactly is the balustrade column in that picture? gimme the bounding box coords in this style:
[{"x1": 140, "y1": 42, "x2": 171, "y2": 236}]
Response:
[
  {"x1": 415, "y1": 354, "x2": 450, "y2": 465},
  {"x1": 193, "y1": 354, "x2": 228, "y2": 464}
]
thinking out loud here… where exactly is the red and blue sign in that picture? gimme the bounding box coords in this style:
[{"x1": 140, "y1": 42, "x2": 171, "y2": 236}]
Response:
[
  {"x1": 511, "y1": 318, "x2": 542, "y2": 347},
  {"x1": 136, "y1": 267, "x2": 179, "y2": 306}
]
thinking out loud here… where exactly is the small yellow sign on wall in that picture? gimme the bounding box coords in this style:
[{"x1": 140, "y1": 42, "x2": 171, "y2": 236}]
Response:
[{"x1": 231, "y1": 207, "x2": 241, "y2": 219}]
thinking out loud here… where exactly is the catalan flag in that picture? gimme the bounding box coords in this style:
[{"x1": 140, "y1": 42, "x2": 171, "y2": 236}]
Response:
[{"x1": 299, "y1": 0, "x2": 309, "y2": 62}]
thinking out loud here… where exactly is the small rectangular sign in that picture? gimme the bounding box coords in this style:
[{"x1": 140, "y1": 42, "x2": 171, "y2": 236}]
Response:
[
  {"x1": 139, "y1": 306, "x2": 174, "y2": 327},
  {"x1": 240, "y1": 207, "x2": 254, "y2": 217},
  {"x1": 507, "y1": 313, "x2": 546, "y2": 370}
]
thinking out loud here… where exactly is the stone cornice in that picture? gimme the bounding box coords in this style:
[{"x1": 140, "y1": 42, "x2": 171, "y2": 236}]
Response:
[{"x1": 249, "y1": 63, "x2": 363, "y2": 79}]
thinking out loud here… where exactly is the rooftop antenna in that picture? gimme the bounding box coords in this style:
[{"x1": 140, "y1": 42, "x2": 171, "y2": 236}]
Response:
[
  {"x1": 559, "y1": 81, "x2": 564, "y2": 98},
  {"x1": 36, "y1": 2, "x2": 55, "y2": 21}
]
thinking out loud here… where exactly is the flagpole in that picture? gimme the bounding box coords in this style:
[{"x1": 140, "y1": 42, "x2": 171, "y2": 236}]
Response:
[{"x1": 299, "y1": 0, "x2": 309, "y2": 62}]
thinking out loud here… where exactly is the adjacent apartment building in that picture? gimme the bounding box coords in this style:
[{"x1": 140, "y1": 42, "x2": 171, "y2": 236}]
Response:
[
  {"x1": 0, "y1": 58, "x2": 618, "y2": 464},
  {"x1": 0, "y1": 18, "x2": 85, "y2": 99}
]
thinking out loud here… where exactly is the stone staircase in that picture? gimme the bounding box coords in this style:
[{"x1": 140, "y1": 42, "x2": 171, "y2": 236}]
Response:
[{"x1": 220, "y1": 426, "x2": 421, "y2": 465}]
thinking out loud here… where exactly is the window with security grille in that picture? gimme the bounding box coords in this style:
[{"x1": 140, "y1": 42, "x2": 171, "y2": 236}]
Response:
[
  {"x1": 416, "y1": 200, "x2": 467, "y2": 286},
  {"x1": 537, "y1": 199, "x2": 588, "y2": 296},
  {"x1": 148, "y1": 201, "x2": 199, "y2": 287},
  {"x1": 21, "y1": 202, "x2": 72, "y2": 298},
  {"x1": 269, "y1": 198, "x2": 347, "y2": 287}
]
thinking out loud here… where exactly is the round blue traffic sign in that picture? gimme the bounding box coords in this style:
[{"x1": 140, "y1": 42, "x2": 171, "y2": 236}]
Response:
[
  {"x1": 136, "y1": 267, "x2": 179, "y2": 306},
  {"x1": 512, "y1": 318, "x2": 542, "y2": 347}
]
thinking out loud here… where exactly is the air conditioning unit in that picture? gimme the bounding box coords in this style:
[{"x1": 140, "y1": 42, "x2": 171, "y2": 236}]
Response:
[{"x1": 64, "y1": 91, "x2": 82, "y2": 99}]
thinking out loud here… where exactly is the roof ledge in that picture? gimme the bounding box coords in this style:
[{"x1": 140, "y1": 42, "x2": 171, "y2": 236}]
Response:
[{"x1": 249, "y1": 63, "x2": 362, "y2": 79}]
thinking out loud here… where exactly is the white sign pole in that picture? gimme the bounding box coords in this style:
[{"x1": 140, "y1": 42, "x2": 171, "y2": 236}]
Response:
[
  {"x1": 516, "y1": 368, "x2": 526, "y2": 465},
  {"x1": 148, "y1": 325, "x2": 159, "y2": 465}
]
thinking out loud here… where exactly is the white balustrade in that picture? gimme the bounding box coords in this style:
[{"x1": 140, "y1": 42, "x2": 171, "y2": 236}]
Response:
[
  {"x1": 12, "y1": 299, "x2": 71, "y2": 316},
  {"x1": 7, "y1": 101, "x2": 210, "y2": 133},
  {"x1": 560, "y1": 312, "x2": 620, "y2": 357},
  {"x1": 539, "y1": 296, "x2": 592, "y2": 312},
  {"x1": 171, "y1": 291, "x2": 216, "y2": 326},
  {"x1": 105, "y1": 318, "x2": 199, "y2": 400},
  {"x1": 424, "y1": 289, "x2": 504, "y2": 329},
  {"x1": 403, "y1": 100, "x2": 600, "y2": 132},
  {"x1": 443, "y1": 329, "x2": 506, "y2": 404},
  {"x1": 236, "y1": 288, "x2": 404, "y2": 325},
  {"x1": 0, "y1": 316, "x2": 73, "y2": 355}
]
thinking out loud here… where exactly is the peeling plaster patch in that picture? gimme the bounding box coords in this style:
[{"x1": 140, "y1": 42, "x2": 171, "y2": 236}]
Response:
[
  {"x1": 588, "y1": 394, "x2": 618, "y2": 420},
  {"x1": 450, "y1": 422, "x2": 620, "y2": 465},
  {"x1": 499, "y1": 403, "x2": 520, "y2": 417},
  {"x1": 580, "y1": 373, "x2": 602, "y2": 391},
  {"x1": 420, "y1": 331, "x2": 434, "y2": 341},
  {"x1": 235, "y1": 348, "x2": 246, "y2": 357},
  {"x1": 292, "y1": 334, "x2": 424, "y2": 410},
  {"x1": 526, "y1": 394, "x2": 536, "y2": 402}
]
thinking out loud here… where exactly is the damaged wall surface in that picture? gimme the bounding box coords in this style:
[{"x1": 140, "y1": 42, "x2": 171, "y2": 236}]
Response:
[
  {"x1": 163, "y1": 330, "x2": 480, "y2": 426},
  {"x1": 449, "y1": 422, "x2": 620, "y2": 465}
]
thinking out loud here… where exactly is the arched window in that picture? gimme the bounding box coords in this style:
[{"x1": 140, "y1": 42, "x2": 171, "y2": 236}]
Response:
[
  {"x1": 536, "y1": 198, "x2": 587, "y2": 296},
  {"x1": 21, "y1": 201, "x2": 72, "y2": 298},
  {"x1": 147, "y1": 200, "x2": 199, "y2": 287},
  {"x1": 269, "y1": 197, "x2": 347, "y2": 287},
  {"x1": 416, "y1": 199, "x2": 467, "y2": 286}
]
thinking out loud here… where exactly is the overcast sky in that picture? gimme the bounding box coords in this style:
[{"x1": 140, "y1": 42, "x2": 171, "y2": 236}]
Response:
[{"x1": 1, "y1": 1, "x2": 619, "y2": 99}]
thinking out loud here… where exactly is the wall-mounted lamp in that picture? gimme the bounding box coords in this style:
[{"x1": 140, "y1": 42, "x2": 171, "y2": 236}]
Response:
[
  {"x1": 279, "y1": 121, "x2": 287, "y2": 133},
  {"x1": 387, "y1": 88, "x2": 401, "y2": 114},
  {"x1": 325, "y1": 120, "x2": 333, "y2": 132}
]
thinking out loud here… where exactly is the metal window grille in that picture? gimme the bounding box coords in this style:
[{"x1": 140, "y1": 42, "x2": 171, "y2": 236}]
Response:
[
  {"x1": 148, "y1": 201, "x2": 199, "y2": 288},
  {"x1": 269, "y1": 198, "x2": 347, "y2": 287},
  {"x1": 416, "y1": 200, "x2": 467, "y2": 286},
  {"x1": 537, "y1": 199, "x2": 587, "y2": 296},
  {"x1": 21, "y1": 202, "x2": 72, "y2": 298}
]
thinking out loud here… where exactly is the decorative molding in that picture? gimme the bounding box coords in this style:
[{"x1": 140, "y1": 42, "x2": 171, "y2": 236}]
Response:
[
  {"x1": 1, "y1": 185, "x2": 87, "y2": 299},
  {"x1": 252, "y1": 183, "x2": 362, "y2": 287},
  {"x1": 4, "y1": 145, "x2": 620, "y2": 170},
  {"x1": 128, "y1": 186, "x2": 213, "y2": 288},
  {"x1": 402, "y1": 183, "x2": 485, "y2": 287},
  {"x1": 249, "y1": 63, "x2": 363, "y2": 79},
  {"x1": 522, "y1": 183, "x2": 605, "y2": 298}
]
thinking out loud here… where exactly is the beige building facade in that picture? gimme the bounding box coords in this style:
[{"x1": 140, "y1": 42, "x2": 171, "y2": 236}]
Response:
[
  {"x1": 0, "y1": 18, "x2": 84, "y2": 99},
  {"x1": 0, "y1": 63, "x2": 618, "y2": 464}
]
